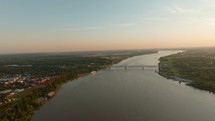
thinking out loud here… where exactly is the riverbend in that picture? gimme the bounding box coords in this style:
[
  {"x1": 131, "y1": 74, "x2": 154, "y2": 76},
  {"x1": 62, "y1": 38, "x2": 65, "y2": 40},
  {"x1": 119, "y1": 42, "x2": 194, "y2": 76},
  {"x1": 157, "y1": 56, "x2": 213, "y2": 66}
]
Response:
[{"x1": 33, "y1": 51, "x2": 215, "y2": 121}]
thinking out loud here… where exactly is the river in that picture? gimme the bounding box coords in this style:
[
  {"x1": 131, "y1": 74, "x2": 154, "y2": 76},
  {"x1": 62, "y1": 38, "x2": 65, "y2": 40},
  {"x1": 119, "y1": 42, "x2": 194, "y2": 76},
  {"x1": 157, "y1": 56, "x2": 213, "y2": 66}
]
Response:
[{"x1": 33, "y1": 51, "x2": 215, "y2": 121}]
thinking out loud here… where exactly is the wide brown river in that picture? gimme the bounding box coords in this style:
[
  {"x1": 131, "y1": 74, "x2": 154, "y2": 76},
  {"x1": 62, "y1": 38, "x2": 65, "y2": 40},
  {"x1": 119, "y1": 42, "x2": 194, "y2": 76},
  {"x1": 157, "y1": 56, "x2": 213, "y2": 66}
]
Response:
[{"x1": 33, "y1": 51, "x2": 215, "y2": 121}]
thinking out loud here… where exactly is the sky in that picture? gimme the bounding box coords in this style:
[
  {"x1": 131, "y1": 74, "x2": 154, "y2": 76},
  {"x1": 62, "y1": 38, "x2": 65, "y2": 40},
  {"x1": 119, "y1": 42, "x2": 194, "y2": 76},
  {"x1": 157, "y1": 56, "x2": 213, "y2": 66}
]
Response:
[{"x1": 0, "y1": 0, "x2": 215, "y2": 54}]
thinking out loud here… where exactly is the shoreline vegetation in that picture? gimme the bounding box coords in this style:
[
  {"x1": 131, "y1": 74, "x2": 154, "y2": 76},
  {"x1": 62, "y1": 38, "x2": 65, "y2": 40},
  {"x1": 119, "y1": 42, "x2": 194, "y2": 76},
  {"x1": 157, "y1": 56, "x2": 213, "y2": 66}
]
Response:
[
  {"x1": 0, "y1": 50, "x2": 158, "y2": 121},
  {"x1": 159, "y1": 48, "x2": 215, "y2": 93}
]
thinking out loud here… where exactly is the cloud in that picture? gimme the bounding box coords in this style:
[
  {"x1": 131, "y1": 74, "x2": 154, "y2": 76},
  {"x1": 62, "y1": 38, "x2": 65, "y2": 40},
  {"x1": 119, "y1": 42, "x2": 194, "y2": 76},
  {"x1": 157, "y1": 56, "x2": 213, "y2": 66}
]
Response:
[
  {"x1": 139, "y1": 18, "x2": 167, "y2": 23},
  {"x1": 58, "y1": 22, "x2": 138, "y2": 31},
  {"x1": 185, "y1": 18, "x2": 215, "y2": 26},
  {"x1": 57, "y1": 22, "x2": 138, "y2": 31},
  {"x1": 165, "y1": 6, "x2": 201, "y2": 14},
  {"x1": 200, "y1": 0, "x2": 215, "y2": 7},
  {"x1": 166, "y1": 6, "x2": 184, "y2": 13},
  {"x1": 58, "y1": 26, "x2": 103, "y2": 31},
  {"x1": 57, "y1": 18, "x2": 165, "y2": 31},
  {"x1": 204, "y1": 18, "x2": 215, "y2": 25},
  {"x1": 110, "y1": 23, "x2": 137, "y2": 27}
]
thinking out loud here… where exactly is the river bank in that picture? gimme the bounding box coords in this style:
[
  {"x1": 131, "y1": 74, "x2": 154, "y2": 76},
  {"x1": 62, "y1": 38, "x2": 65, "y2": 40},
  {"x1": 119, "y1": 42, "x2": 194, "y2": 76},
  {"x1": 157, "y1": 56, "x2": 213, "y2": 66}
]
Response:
[
  {"x1": 158, "y1": 48, "x2": 215, "y2": 93},
  {"x1": 0, "y1": 50, "x2": 158, "y2": 121}
]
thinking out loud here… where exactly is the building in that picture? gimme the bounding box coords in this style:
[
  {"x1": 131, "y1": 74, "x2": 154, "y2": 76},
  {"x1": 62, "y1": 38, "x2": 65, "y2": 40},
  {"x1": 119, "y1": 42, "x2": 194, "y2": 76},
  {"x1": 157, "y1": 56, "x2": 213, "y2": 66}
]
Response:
[
  {"x1": 37, "y1": 79, "x2": 47, "y2": 85},
  {"x1": 91, "y1": 71, "x2": 96, "y2": 75},
  {"x1": 46, "y1": 91, "x2": 55, "y2": 98},
  {"x1": 0, "y1": 89, "x2": 12, "y2": 94}
]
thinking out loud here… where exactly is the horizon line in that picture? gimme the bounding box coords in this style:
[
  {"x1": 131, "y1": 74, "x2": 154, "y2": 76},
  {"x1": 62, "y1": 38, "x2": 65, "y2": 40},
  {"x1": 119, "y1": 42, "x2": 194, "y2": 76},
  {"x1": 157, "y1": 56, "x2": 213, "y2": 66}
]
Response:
[{"x1": 1, "y1": 46, "x2": 215, "y2": 55}]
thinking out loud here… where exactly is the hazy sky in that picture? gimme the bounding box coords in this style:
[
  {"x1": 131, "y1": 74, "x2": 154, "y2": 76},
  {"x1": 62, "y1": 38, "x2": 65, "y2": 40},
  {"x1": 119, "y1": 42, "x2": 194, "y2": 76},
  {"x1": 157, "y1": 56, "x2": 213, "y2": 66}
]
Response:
[{"x1": 0, "y1": 0, "x2": 215, "y2": 53}]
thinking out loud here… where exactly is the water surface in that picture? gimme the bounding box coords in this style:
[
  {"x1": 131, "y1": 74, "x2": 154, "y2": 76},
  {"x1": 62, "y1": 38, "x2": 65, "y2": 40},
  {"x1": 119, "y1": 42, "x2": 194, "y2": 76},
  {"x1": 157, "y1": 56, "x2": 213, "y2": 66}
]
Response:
[{"x1": 33, "y1": 51, "x2": 215, "y2": 121}]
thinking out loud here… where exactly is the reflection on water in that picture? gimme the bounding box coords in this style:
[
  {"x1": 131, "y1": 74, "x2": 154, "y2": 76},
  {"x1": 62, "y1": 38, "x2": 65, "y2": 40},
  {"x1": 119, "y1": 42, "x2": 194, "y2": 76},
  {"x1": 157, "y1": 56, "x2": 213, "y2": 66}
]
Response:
[{"x1": 33, "y1": 51, "x2": 215, "y2": 121}]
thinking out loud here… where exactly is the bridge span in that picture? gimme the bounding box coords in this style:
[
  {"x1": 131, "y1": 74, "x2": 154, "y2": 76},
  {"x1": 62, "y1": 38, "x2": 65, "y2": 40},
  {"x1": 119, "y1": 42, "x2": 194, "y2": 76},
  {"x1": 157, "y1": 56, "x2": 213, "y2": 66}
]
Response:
[{"x1": 108, "y1": 65, "x2": 158, "y2": 70}]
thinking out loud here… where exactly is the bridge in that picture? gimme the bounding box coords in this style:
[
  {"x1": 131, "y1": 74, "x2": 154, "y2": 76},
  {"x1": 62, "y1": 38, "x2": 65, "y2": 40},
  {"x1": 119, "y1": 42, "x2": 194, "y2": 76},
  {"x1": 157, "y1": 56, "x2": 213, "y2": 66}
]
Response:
[{"x1": 108, "y1": 65, "x2": 158, "y2": 70}]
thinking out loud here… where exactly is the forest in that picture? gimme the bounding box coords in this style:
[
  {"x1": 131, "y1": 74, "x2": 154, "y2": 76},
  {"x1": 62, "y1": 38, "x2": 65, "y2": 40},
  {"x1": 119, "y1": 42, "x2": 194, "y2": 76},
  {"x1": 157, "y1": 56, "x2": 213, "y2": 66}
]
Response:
[{"x1": 159, "y1": 48, "x2": 215, "y2": 93}]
